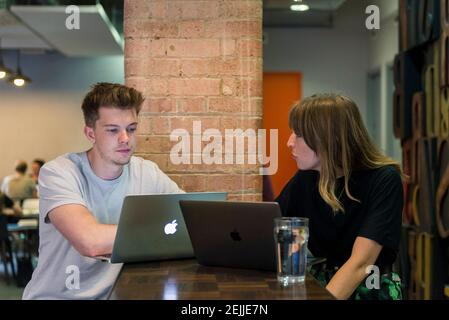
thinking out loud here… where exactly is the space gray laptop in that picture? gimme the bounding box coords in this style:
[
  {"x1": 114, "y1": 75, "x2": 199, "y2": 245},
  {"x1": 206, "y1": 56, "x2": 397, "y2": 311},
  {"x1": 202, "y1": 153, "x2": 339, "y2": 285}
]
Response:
[
  {"x1": 97, "y1": 192, "x2": 227, "y2": 263},
  {"x1": 179, "y1": 200, "x2": 282, "y2": 271}
]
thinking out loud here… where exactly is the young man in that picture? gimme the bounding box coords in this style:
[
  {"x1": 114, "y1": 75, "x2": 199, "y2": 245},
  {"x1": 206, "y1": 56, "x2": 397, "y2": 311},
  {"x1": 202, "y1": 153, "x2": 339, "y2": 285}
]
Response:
[{"x1": 23, "y1": 83, "x2": 183, "y2": 299}]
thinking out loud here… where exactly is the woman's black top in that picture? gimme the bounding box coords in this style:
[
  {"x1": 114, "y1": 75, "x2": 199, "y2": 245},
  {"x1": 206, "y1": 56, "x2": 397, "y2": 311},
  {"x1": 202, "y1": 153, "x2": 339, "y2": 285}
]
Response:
[{"x1": 275, "y1": 165, "x2": 403, "y2": 269}]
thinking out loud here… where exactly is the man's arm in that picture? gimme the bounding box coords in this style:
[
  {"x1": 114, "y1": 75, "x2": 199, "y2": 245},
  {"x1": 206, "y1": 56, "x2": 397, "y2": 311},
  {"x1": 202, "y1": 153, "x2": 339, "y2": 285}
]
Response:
[
  {"x1": 325, "y1": 236, "x2": 382, "y2": 300},
  {"x1": 48, "y1": 204, "x2": 117, "y2": 258}
]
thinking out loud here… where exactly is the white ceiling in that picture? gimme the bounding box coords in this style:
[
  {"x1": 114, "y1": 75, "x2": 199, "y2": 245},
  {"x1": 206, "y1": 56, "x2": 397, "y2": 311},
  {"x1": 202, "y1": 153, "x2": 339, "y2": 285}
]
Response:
[
  {"x1": 0, "y1": 9, "x2": 51, "y2": 49},
  {"x1": 0, "y1": 4, "x2": 123, "y2": 56}
]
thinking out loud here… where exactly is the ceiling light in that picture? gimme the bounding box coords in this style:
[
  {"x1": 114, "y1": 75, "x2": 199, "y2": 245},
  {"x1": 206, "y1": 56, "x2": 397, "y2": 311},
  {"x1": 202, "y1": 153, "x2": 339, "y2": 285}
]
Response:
[
  {"x1": 8, "y1": 50, "x2": 31, "y2": 87},
  {"x1": 10, "y1": 68, "x2": 31, "y2": 87},
  {"x1": 13, "y1": 78, "x2": 25, "y2": 87},
  {"x1": 0, "y1": 67, "x2": 11, "y2": 80},
  {"x1": 290, "y1": 4, "x2": 310, "y2": 11},
  {"x1": 0, "y1": 60, "x2": 12, "y2": 79}
]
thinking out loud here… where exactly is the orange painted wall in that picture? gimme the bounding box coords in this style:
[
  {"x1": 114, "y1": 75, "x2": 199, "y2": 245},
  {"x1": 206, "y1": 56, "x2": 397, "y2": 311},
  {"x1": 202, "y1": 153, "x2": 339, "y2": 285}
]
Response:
[{"x1": 263, "y1": 73, "x2": 302, "y2": 198}]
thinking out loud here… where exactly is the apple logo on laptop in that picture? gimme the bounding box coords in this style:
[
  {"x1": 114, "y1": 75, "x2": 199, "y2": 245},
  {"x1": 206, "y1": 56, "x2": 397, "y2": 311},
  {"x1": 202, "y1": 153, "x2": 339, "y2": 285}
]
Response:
[
  {"x1": 164, "y1": 220, "x2": 178, "y2": 235},
  {"x1": 230, "y1": 229, "x2": 242, "y2": 241}
]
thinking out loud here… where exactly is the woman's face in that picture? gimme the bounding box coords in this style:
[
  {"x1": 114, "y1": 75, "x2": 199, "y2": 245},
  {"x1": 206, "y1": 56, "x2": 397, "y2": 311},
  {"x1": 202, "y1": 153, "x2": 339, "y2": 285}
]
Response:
[{"x1": 287, "y1": 132, "x2": 321, "y2": 171}]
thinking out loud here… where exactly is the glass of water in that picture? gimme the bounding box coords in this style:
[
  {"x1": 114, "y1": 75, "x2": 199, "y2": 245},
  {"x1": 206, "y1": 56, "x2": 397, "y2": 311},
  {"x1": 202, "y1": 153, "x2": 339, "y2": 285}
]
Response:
[{"x1": 274, "y1": 217, "x2": 309, "y2": 286}]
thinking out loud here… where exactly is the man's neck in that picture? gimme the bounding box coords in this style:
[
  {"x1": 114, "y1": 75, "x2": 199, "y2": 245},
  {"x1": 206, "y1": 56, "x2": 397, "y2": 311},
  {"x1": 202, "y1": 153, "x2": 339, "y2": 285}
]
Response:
[
  {"x1": 14, "y1": 172, "x2": 24, "y2": 178},
  {"x1": 86, "y1": 148, "x2": 123, "y2": 180}
]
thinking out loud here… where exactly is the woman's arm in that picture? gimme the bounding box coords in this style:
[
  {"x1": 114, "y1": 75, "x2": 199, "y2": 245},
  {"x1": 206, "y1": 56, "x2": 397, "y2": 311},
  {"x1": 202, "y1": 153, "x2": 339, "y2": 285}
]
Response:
[{"x1": 325, "y1": 236, "x2": 382, "y2": 300}]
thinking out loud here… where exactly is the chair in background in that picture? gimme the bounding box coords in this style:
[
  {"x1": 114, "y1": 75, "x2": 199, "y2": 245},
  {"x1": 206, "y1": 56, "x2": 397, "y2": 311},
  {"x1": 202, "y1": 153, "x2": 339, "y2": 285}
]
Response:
[
  {"x1": 0, "y1": 214, "x2": 16, "y2": 284},
  {"x1": 21, "y1": 198, "x2": 39, "y2": 216}
]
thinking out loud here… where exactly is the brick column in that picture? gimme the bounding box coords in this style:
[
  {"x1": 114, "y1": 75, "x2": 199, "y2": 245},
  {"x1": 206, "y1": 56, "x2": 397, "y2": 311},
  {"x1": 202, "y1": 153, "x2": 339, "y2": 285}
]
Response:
[{"x1": 124, "y1": 0, "x2": 263, "y2": 201}]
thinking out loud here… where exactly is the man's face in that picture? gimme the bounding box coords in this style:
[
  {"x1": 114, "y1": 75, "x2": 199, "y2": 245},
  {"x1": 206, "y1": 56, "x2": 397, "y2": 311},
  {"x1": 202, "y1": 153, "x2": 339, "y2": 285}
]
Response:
[
  {"x1": 85, "y1": 107, "x2": 138, "y2": 167},
  {"x1": 31, "y1": 163, "x2": 41, "y2": 176}
]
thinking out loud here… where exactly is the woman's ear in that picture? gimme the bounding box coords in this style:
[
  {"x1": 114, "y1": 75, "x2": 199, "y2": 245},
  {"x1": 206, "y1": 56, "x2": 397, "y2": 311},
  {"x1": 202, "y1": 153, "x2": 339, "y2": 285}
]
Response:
[{"x1": 84, "y1": 126, "x2": 95, "y2": 144}]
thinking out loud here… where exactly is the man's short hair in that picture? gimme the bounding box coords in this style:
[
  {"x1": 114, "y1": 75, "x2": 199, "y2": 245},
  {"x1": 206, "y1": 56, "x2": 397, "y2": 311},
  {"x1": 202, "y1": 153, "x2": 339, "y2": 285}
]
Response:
[
  {"x1": 32, "y1": 159, "x2": 45, "y2": 168},
  {"x1": 81, "y1": 82, "x2": 145, "y2": 128},
  {"x1": 15, "y1": 161, "x2": 28, "y2": 174}
]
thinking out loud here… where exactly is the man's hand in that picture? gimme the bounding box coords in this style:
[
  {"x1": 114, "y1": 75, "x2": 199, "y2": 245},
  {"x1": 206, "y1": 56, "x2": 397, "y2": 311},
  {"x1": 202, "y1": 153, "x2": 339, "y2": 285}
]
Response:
[{"x1": 48, "y1": 204, "x2": 117, "y2": 257}]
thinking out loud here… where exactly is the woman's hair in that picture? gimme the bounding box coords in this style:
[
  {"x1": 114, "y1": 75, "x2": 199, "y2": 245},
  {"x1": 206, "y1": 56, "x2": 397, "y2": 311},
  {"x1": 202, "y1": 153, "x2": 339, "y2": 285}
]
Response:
[{"x1": 288, "y1": 93, "x2": 403, "y2": 213}]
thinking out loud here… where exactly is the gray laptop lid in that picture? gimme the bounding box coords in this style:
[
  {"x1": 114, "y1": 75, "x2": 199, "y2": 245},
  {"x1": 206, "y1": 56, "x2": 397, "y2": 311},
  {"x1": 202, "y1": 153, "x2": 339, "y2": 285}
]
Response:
[
  {"x1": 110, "y1": 192, "x2": 227, "y2": 263},
  {"x1": 180, "y1": 200, "x2": 282, "y2": 271}
]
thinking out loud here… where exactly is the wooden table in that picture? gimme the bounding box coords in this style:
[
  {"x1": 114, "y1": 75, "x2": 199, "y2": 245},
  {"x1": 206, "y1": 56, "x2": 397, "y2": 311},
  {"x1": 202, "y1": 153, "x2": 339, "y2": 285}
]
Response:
[{"x1": 109, "y1": 259, "x2": 335, "y2": 300}]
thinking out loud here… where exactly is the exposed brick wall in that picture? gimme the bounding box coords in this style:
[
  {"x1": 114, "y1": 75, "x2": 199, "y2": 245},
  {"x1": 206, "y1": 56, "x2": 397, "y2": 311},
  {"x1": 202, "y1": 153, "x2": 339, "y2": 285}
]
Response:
[{"x1": 124, "y1": 0, "x2": 263, "y2": 201}]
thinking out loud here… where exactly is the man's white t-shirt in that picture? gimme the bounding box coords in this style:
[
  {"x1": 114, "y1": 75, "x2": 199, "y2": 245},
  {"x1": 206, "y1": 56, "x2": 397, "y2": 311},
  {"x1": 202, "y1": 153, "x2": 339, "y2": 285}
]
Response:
[{"x1": 22, "y1": 152, "x2": 182, "y2": 300}]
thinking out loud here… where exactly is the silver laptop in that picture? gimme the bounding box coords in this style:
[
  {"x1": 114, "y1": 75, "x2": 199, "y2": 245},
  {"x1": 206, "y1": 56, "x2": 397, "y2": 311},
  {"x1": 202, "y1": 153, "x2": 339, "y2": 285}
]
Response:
[
  {"x1": 97, "y1": 192, "x2": 227, "y2": 263},
  {"x1": 179, "y1": 200, "x2": 282, "y2": 271}
]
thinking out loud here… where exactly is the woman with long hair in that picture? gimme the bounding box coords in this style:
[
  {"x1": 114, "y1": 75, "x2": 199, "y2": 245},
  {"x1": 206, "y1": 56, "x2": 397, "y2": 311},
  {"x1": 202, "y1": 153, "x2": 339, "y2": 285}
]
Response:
[{"x1": 276, "y1": 94, "x2": 404, "y2": 300}]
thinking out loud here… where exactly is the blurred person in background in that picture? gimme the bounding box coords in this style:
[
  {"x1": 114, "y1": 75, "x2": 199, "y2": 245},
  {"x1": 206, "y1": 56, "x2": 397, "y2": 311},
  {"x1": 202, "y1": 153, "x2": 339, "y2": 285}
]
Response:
[
  {"x1": 30, "y1": 159, "x2": 45, "y2": 185},
  {"x1": 1, "y1": 160, "x2": 37, "y2": 203}
]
